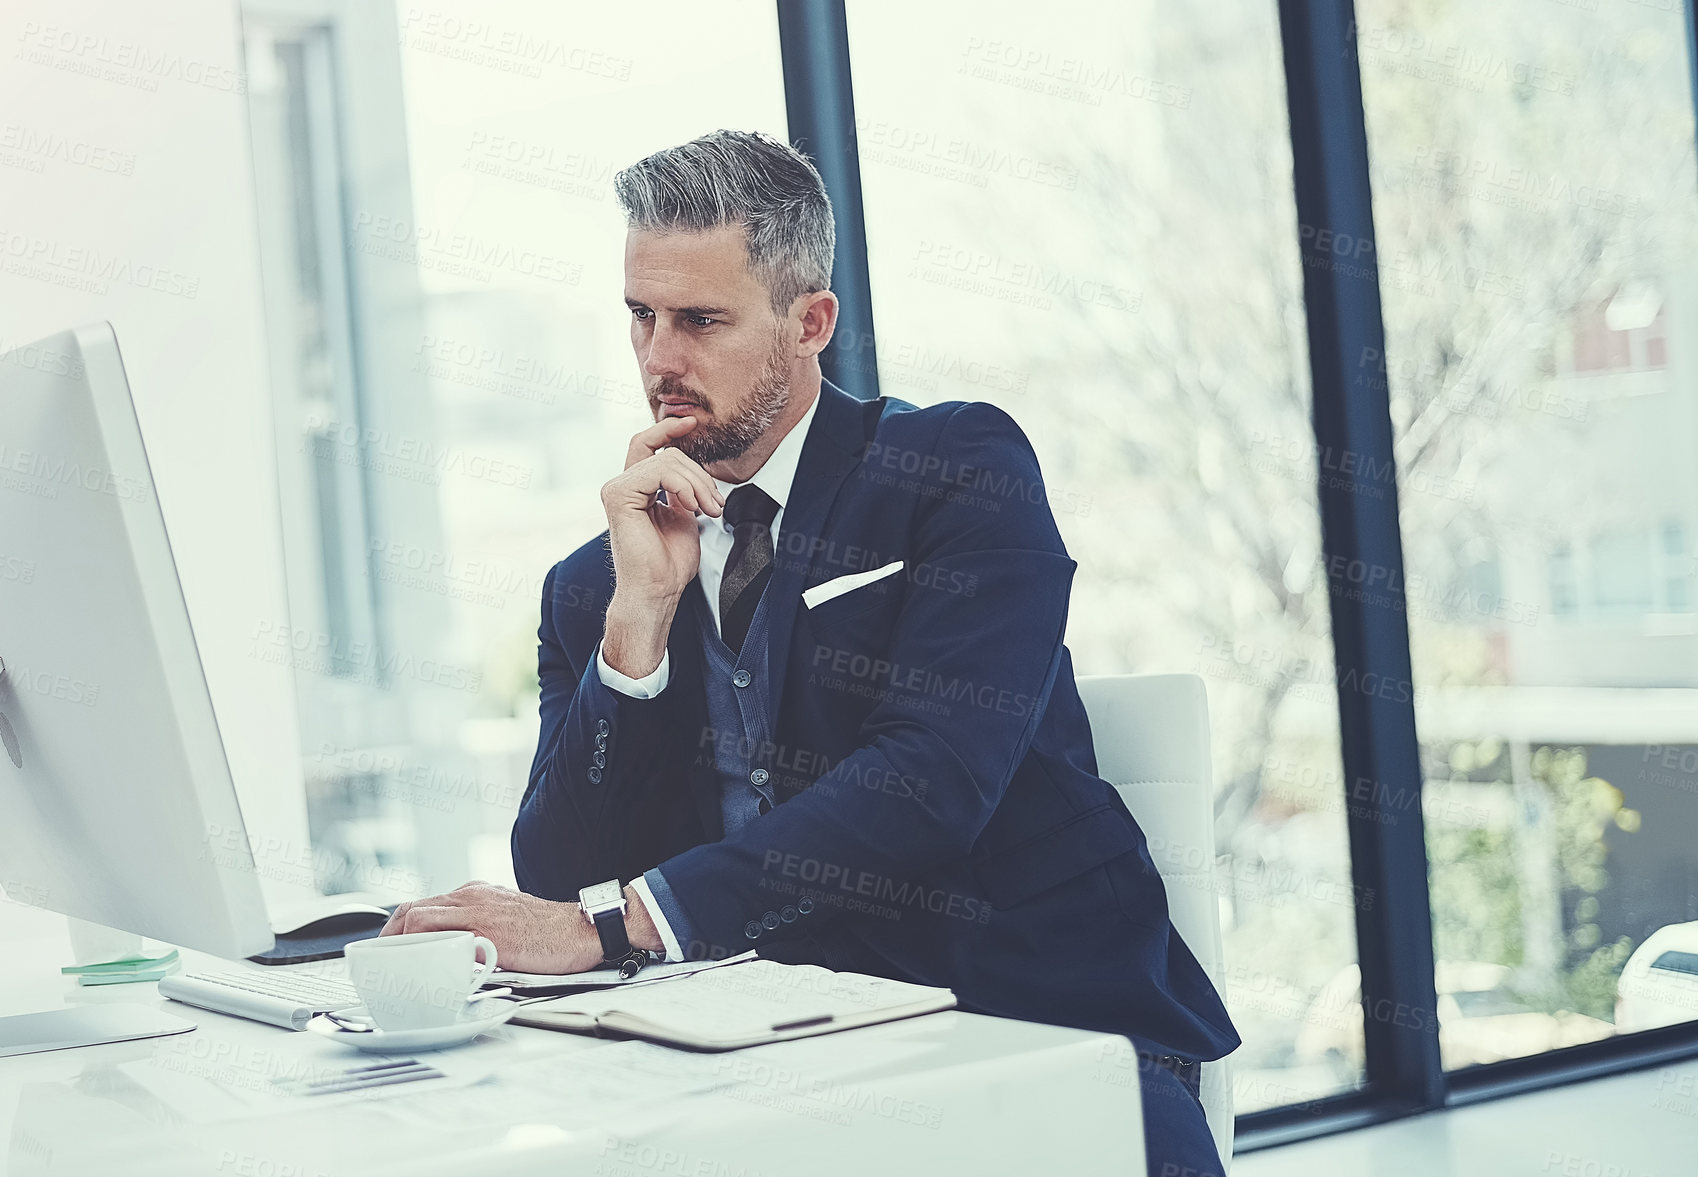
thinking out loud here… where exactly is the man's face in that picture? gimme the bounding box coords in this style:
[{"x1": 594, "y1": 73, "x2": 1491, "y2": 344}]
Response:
[{"x1": 624, "y1": 225, "x2": 792, "y2": 466}]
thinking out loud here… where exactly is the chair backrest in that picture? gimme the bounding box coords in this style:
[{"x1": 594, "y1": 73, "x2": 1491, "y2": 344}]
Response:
[{"x1": 1075, "y1": 673, "x2": 1233, "y2": 1172}]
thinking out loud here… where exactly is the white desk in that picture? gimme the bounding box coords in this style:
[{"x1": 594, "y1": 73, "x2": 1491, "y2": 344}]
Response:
[{"x1": 0, "y1": 901, "x2": 1143, "y2": 1175}]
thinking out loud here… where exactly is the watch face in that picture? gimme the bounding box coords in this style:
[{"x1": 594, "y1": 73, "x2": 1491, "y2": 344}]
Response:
[{"x1": 579, "y1": 880, "x2": 623, "y2": 912}]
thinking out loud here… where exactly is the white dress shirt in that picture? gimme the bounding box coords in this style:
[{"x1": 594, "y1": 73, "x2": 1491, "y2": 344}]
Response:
[{"x1": 595, "y1": 389, "x2": 820, "y2": 961}]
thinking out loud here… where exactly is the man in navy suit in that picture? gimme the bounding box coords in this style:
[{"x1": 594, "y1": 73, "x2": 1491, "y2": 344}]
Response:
[{"x1": 382, "y1": 129, "x2": 1238, "y2": 1175}]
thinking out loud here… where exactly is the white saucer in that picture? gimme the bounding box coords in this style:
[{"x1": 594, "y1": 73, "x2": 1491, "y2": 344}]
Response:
[{"x1": 306, "y1": 999, "x2": 518, "y2": 1052}]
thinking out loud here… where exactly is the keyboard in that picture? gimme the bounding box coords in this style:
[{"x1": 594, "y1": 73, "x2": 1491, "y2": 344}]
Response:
[{"x1": 158, "y1": 968, "x2": 361, "y2": 1031}]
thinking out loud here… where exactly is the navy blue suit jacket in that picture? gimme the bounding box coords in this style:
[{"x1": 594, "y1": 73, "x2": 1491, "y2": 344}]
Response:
[{"x1": 512, "y1": 378, "x2": 1239, "y2": 1060}]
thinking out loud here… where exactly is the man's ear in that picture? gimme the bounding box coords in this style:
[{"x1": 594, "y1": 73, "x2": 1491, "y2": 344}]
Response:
[{"x1": 793, "y1": 290, "x2": 839, "y2": 358}]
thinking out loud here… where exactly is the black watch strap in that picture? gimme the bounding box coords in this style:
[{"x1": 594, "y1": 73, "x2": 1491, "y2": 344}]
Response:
[{"x1": 590, "y1": 904, "x2": 632, "y2": 962}]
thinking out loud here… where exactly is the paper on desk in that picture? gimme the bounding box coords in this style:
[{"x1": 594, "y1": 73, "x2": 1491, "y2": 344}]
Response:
[
  {"x1": 375, "y1": 1038, "x2": 738, "y2": 1132},
  {"x1": 380, "y1": 1029, "x2": 945, "y2": 1140},
  {"x1": 491, "y1": 949, "x2": 757, "y2": 993},
  {"x1": 112, "y1": 1018, "x2": 540, "y2": 1124}
]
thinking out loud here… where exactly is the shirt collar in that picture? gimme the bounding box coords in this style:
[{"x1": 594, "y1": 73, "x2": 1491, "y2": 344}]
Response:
[{"x1": 711, "y1": 386, "x2": 820, "y2": 518}]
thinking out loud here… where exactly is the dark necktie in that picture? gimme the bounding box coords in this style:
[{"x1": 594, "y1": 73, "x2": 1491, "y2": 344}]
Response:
[{"x1": 718, "y1": 484, "x2": 780, "y2": 656}]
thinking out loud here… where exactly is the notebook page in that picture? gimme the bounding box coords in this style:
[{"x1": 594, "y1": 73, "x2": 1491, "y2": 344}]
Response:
[
  {"x1": 491, "y1": 950, "x2": 756, "y2": 992},
  {"x1": 532, "y1": 959, "x2": 948, "y2": 1041}
]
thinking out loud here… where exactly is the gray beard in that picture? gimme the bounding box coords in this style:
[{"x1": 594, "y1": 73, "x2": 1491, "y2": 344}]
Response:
[{"x1": 670, "y1": 340, "x2": 791, "y2": 466}]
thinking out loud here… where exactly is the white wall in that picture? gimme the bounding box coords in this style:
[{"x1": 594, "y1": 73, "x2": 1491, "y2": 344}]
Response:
[{"x1": 0, "y1": 0, "x2": 313, "y2": 906}]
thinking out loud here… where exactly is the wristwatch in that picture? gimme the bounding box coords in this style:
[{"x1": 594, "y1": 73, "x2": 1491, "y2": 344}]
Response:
[{"x1": 578, "y1": 879, "x2": 632, "y2": 962}]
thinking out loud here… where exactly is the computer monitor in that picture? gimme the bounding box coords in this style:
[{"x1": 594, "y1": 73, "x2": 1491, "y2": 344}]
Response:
[{"x1": 0, "y1": 323, "x2": 275, "y2": 1050}]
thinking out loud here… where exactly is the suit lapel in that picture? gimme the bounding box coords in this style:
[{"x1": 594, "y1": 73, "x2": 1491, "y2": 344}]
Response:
[{"x1": 763, "y1": 379, "x2": 874, "y2": 733}]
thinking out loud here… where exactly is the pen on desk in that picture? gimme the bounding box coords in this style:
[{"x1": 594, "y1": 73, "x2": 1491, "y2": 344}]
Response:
[
  {"x1": 301, "y1": 1065, "x2": 442, "y2": 1096},
  {"x1": 770, "y1": 1014, "x2": 835, "y2": 1032},
  {"x1": 329, "y1": 1059, "x2": 424, "y2": 1078}
]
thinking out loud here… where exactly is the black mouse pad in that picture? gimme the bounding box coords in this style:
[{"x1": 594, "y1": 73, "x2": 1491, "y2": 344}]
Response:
[{"x1": 246, "y1": 909, "x2": 396, "y2": 966}]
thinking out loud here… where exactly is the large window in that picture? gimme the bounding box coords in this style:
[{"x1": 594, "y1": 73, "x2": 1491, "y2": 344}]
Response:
[
  {"x1": 242, "y1": 0, "x2": 788, "y2": 899},
  {"x1": 1357, "y1": 0, "x2": 1698, "y2": 1069},
  {"x1": 847, "y1": 0, "x2": 1360, "y2": 1113}
]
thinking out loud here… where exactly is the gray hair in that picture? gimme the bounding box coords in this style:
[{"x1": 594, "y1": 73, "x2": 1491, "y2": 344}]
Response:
[{"x1": 613, "y1": 129, "x2": 835, "y2": 316}]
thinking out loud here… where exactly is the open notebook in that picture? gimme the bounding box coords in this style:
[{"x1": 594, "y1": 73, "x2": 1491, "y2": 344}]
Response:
[{"x1": 511, "y1": 957, "x2": 956, "y2": 1051}]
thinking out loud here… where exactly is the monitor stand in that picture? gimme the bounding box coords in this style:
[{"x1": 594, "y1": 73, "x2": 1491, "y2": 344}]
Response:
[{"x1": 0, "y1": 1006, "x2": 195, "y2": 1058}]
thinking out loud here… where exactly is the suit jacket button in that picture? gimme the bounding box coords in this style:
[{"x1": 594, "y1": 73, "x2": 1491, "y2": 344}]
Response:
[
  {"x1": 744, "y1": 921, "x2": 762, "y2": 940},
  {"x1": 797, "y1": 897, "x2": 814, "y2": 915},
  {"x1": 593, "y1": 751, "x2": 606, "y2": 768},
  {"x1": 595, "y1": 732, "x2": 608, "y2": 750},
  {"x1": 597, "y1": 718, "x2": 610, "y2": 736},
  {"x1": 732, "y1": 669, "x2": 752, "y2": 688},
  {"x1": 761, "y1": 911, "x2": 781, "y2": 930},
  {"x1": 780, "y1": 905, "x2": 798, "y2": 923},
  {"x1": 587, "y1": 767, "x2": 602, "y2": 785}
]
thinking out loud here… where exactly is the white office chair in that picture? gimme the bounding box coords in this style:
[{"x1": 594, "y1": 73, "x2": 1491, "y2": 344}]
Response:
[{"x1": 1075, "y1": 673, "x2": 1234, "y2": 1172}]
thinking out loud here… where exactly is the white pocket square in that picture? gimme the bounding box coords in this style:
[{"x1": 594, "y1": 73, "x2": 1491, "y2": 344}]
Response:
[{"x1": 803, "y1": 560, "x2": 905, "y2": 609}]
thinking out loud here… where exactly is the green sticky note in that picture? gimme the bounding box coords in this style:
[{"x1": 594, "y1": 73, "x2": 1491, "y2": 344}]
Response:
[
  {"x1": 75, "y1": 964, "x2": 179, "y2": 987},
  {"x1": 62, "y1": 949, "x2": 179, "y2": 975}
]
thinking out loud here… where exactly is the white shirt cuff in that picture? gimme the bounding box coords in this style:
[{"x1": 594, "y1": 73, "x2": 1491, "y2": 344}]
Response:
[
  {"x1": 595, "y1": 639, "x2": 669, "y2": 698},
  {"x1": 630, "y1": 875, "x2": 684, "y2": 963}
]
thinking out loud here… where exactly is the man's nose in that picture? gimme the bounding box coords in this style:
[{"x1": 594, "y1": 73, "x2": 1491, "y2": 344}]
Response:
[{"x1": 642, "y1": 324, "x2": 687, "y2": 378}]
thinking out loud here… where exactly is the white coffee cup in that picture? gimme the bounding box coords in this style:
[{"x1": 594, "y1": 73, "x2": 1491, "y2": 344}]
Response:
[{"x1": 343, "y1": 931, "x2": 498, "y2": 1031}]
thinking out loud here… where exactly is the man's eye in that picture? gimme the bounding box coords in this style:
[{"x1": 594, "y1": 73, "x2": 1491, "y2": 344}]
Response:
[
  {"x1": 687, "y1": 315, "x2": 716, "y2": 328},
  {"x1": 630, "y1": 307, "x2": 652, "y2": 321}
]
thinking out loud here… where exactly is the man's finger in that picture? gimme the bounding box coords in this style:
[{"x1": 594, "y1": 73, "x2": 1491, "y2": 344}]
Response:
[
  {"x1": 654, "y1": 455, "x2": 723, "y2": 517},
  {"x1": 379, "y1": 901, "x2": 414, "y2": 935},
  {"x1": 611, "y1": 453, "x2": 722, "y2": 518},
  {"x1": 625, "y1": 415, "x2": 700, "y2": 469},
  {"x1": 382, "y1": 886, "x2": 480, "y2": 934},
  {"x1": 397, "y1": 904, "x2": 482, "y2": 935}
]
